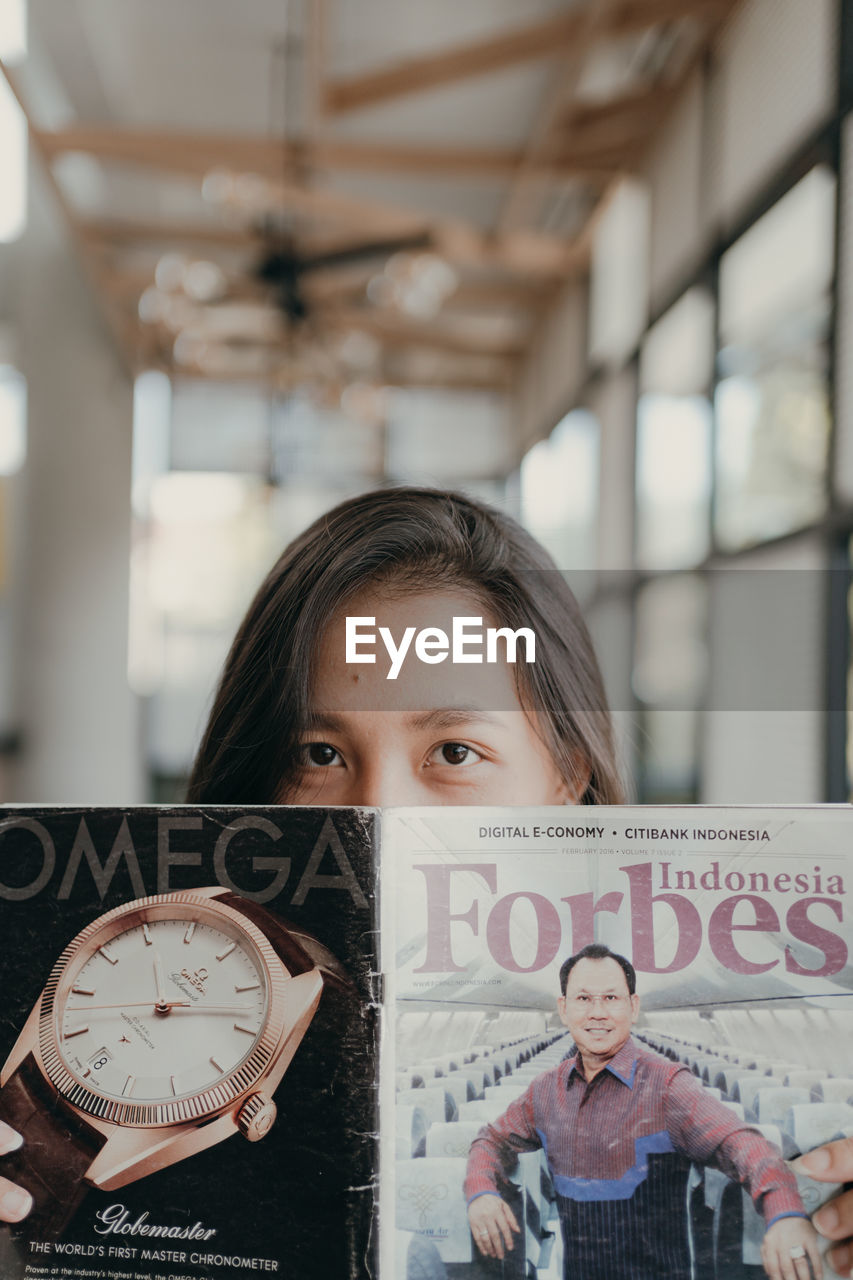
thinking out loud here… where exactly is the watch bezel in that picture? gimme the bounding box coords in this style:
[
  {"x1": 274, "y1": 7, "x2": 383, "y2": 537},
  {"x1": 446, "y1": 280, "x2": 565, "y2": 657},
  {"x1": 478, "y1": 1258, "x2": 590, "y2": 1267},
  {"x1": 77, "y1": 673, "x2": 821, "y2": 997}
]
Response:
[{"x1": 38, "y1": 893, "x2": 291, "y2": 1127}]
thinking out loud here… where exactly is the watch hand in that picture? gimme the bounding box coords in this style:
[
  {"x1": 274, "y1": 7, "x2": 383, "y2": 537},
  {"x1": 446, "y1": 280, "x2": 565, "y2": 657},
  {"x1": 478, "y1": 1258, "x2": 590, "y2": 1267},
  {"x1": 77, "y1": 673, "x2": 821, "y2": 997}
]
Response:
[
  {"x1": 66, "y1": 1000, "x2": 193, "y2": 1011},
  {"x1": 168, "y1": 1003, "x2": 255, "y2": 1014},
  {"x1": 65, "y1": 1001, "x2": 254, "y2": 1013},
  {"x1": 153, "y1": 951, "x2": 167, "y2": 1007}
]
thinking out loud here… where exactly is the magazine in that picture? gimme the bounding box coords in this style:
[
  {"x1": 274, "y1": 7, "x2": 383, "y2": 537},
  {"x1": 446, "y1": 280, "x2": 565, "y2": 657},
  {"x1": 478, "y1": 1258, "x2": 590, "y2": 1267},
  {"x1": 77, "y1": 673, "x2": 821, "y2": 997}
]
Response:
[
  {"x1": 2, "y1": 805, "x2": 851, "y2": 1280},
  {"x1": 382, "y1": 806, "x2": 853, "y2": 1280},
  {"x1": 0, "y1": 807, "x2": 378, "y2": 1280}
]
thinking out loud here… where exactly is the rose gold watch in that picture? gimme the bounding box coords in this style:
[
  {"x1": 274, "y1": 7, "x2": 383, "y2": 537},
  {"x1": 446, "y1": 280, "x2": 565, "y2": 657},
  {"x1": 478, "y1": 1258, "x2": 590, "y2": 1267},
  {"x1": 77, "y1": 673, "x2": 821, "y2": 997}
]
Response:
[{"x1": 0, "y1": 887, "x2": 350, "y2": 1240}]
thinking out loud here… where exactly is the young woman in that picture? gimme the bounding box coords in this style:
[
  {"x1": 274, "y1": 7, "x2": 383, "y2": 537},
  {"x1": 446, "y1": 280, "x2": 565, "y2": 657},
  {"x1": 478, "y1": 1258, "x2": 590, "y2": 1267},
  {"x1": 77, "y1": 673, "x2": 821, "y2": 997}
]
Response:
[
  {"x1": 187, "y1": 485, "x2": 623, "y2": 809},
  {"x1": 0, "y1": 486, "x2": 848, "y2": 1266}
]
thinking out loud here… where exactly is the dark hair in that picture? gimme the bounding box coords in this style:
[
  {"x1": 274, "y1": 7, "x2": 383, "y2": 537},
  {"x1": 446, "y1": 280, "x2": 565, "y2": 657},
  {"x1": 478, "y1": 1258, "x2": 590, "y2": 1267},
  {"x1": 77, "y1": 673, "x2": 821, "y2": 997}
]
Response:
[
  {"x1": 187, "y1": 486, "x2": 622, "y2": 805},
  {"x1": 559, "y1": 944, "x2": 636, "y2": 996}
]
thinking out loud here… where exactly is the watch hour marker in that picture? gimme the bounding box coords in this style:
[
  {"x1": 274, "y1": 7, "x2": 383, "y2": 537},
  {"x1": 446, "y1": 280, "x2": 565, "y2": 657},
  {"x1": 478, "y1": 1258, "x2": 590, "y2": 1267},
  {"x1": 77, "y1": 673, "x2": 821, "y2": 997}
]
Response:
[
  {"x1": 183, "y1": 922, "x2": 196, "y2": 945},
  {"x1": 235, "y1": 983, "x2": 260, "y2": 993},
  {"x1": 169, "y1": 1075, "x2": 178, "y2": 1096},
  {"x1": 216, "y1": 943, "x2": 237, "y2": 962},
  {"x1": 71, "y1": 986, "x2": 95, "y2": 997},
  {"x1": 210, "y1": 1056, "x2": 224, "y2": 1073},
  {"x1": 142, "y1": 923, "x2": 152, "y2": 946},
  {"x1": 99, "y1": 946, "x2": 118, "y2": 966},
  {"x1": 122, "y1": 1075, "x2": 136, "y2": 1097},
  {"x1": 234, "y1": 1022, "x2": 256, "y2": 1036},
  {"x1": 65, "y1": 1025, "x2": 89, "y2": 1038}
]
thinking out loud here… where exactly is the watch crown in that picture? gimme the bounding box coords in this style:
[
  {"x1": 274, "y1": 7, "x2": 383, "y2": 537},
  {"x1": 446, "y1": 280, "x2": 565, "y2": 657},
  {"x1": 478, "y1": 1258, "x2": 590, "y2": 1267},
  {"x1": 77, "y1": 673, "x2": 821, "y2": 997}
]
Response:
[{"x1": 237, "y1": 1092, "x2": 277, "y2": 1142}]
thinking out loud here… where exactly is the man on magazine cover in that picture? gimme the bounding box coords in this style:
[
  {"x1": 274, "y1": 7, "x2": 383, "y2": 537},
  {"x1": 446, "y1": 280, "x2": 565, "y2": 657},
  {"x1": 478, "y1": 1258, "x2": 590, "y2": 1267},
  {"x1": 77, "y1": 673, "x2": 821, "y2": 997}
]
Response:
[{"x1": 464, "y1": 944, "x2": 820, "y2": 1280}]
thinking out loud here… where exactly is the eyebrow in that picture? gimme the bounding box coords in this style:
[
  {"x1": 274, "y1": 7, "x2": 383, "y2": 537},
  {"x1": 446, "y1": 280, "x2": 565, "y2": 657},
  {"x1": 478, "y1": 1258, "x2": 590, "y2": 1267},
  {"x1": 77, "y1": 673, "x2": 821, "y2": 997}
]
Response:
[{"x1": 303, "y1": 706, "x2": 504, "y2": 734}]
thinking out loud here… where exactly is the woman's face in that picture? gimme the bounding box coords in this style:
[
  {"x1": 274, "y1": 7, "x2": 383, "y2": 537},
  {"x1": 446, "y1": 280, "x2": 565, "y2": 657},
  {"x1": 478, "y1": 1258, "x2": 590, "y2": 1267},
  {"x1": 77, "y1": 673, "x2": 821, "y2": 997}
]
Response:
[{"x1": 287, "y1": 587, "x2": 575, "y2": 808}]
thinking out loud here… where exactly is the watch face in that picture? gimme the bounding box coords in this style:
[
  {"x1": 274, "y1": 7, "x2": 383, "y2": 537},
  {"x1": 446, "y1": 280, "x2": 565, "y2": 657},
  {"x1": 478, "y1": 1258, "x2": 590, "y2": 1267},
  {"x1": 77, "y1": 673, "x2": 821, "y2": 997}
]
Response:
[{"x1": 38, "y1": 894, "x2": 290, "y2": 1125}]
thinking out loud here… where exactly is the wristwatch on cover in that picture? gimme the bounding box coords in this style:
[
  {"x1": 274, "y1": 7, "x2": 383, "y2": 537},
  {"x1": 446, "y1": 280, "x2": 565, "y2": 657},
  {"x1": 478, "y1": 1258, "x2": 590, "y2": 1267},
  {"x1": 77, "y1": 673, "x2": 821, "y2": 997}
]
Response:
[{"x1": 0, "y1": 887, "x2": 352, "y2": 1240}]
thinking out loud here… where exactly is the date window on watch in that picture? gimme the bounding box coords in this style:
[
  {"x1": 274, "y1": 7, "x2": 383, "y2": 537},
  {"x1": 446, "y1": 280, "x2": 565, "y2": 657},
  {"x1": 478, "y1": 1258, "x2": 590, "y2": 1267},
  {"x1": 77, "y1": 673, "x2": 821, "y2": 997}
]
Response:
[{"x1": 87, "y1": 1046, "x2": 113, "y2": 1072}]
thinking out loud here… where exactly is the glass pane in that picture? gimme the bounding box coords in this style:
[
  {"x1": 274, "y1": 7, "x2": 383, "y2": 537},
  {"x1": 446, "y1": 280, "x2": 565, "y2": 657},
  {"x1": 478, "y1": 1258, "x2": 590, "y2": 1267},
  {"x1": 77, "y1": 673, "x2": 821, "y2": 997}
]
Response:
[
  {"x1": 636, "y1": 290, "x2": 713, "y2": 569},
  {"x1": 520, "y1": 408, "x2": 599, "y2": 571},
  {"x1": 636, "y1": 395, "x2": 712, "y2": 569},
  {"x1": 633, "y1": 575, "x2": 707, "y2": 802},
  {"x1": 589, "y1": 178, "x2": 650, "y2": 366},
  {"x1": 0, "y1": 366, "x2": 26, "y2": 475},
  {"x1": 715, "y1": 167, "x2": 835, "y2": 549}
]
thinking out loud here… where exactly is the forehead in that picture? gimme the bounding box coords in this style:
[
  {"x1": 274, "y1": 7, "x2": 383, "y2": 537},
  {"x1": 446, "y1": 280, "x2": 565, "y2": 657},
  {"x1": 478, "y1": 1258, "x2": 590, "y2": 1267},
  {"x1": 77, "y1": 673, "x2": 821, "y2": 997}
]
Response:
[
  {"x1": 314, "y1": 585, "x2": 524, "y2": 714},
  {"x1": 565, "y1": 957, "x2": 630, "y2": 994}
]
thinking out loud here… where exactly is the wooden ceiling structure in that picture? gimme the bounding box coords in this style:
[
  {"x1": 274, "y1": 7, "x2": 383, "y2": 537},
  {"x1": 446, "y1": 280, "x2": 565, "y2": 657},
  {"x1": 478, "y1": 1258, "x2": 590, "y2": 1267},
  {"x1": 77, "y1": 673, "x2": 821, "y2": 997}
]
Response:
[{"x1": 3, "y1": 0, "x2": 740, "y2": 397}]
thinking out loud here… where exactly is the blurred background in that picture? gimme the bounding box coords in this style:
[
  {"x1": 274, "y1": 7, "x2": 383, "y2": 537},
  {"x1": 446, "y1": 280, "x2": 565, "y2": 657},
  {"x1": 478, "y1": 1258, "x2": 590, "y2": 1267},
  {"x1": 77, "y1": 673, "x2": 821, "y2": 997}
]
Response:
[{"x1": 0, "y1": 0, "x2": 849, "y2": 806}]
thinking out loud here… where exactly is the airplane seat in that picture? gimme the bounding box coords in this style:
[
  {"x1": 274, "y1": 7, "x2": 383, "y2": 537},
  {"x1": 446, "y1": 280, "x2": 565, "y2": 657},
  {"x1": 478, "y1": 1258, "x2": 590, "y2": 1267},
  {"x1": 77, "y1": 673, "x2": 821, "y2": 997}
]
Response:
[
  {"x1": 485, "y1": 1083, "x2": 528, "y2": 1105},
  {"x1": 442, "y1": 1076, "x2": 478, "y2": 1109},
  {"x1": 504, "y1": 1150, "x2": 555, "y2": 1222},
  {"x1": 462, "y1": 1071, "x2": 487, "y2": 1100},
  {"x1": 711, "y1": 1179, "x2": 765, "y2": 1280},
  {"x1": 726, "y1": 1051, "x2": 758, "y2": 1070},
  {"x1": 427, "y1": 1121, "x2": 483, "y2": 1159},
  {"x1": 399, "y1": 1071, "x2": 427, "y2": 1091},
  {"x1": 398, "y1": 1086, "x2": 460, "y2": 1125},
  {"x1": 699, "y1": 1054, "x2": 727, "y2": 1084},
  {"x1": 687, "y1": 1165, "x2": 715, "y2": 1280},
  {"x1": 715, "y1": 1068, "x2": 754, "y2": 1097},
  {"x1": 783, "y1": 1069, "x2": 826, "y2": 1090},
  {"x1": 811, "y1": 1078, "x2": 853, "y2": 1104},
  {"x1": 786, "y1": 1102, "x2": 853, "y2": 1152},
  {"x1": 733, "y1": 1075, "x2": 769, "y2": 1115},
  {"x1": 397, "y1": 1104, "x2": 430, "y2": 1159},
  {"x1": 719, "y1": 1100, "x2": 746, "y2": 1120},
  {"x1": 458, "y1": 1099, "x2": 517, "y2": 1124},
  {"x1": 753, "y1": 1087, "x2": 811, "y2": 1128},
  {"x1": 758, "y1": 1060, "x2": 797, "y2": 1079},
  {"x1": 396, "y1": 1157, "x2": 474, "y2": 1265},
  {"x1": 397, "y1": 1229, "x2": 448, "y2": 1280}
]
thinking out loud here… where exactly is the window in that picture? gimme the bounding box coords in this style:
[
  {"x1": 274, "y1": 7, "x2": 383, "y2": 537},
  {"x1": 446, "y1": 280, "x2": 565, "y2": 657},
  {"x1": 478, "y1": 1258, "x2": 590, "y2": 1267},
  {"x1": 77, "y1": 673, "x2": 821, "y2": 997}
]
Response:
[
  {"x1": 636, "y1": 289, "x2": 714, "y2": 569},
  {"x1": 715, "y1": 167, "x2": 835, "y2": 549}
]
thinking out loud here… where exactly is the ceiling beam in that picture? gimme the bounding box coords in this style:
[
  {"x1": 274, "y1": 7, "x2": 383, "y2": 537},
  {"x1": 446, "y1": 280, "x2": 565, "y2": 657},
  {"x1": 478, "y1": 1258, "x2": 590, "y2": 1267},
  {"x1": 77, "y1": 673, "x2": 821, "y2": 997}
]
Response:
[
  {"x1": 326, "y1": 307, "x2": 525, "y2": 360},
  {"x1": 322, "y1": 0, "x2": 733, "y2": 114},
  {"x1": 324, "y1": 10, "x2": 588, "y2": 115},
  {"x1": 39, "y1": 124, "x2": 629, "y2": 181},
  {"x1": 81, "y1": 217, "x2": 258, "y2": 248},
  {"x1": 498, "y1": 0, "x2": 616, "y2": 233},
  {"x1": 81, "y1": 211, "x2": 583, "y2": 278}
]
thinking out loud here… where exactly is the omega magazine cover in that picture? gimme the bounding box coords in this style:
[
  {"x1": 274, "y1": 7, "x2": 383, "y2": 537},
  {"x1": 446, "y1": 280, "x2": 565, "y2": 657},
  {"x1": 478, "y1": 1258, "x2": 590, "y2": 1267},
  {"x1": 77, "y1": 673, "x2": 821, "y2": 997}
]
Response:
[
  {"x1": 382, "y1": 806, "x2": 853, "y2": 1280},
  {"x1": 0, "y1": 807, "x2": 378, "y2": 1280}
]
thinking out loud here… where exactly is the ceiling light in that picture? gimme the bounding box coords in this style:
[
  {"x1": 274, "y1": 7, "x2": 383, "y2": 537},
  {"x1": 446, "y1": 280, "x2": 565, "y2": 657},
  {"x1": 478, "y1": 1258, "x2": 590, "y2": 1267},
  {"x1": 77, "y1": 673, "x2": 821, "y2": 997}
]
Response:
[
  {"x1": 154, "y1": 253, "x2": 189, "y2": 293},
  {"x1": 183, "y1": 259, "x2": 227, "y2": 302},
  {"x1": 138, "y1": 286, "x2": 169, "y2": 325},
  {"x1": 201, "y1": 169, "x2": 236, "y2": 205}
]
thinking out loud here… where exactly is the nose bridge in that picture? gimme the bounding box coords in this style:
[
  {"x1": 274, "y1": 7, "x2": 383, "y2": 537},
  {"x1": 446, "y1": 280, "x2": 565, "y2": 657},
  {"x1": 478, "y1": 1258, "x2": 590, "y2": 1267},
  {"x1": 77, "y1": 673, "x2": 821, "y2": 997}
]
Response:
[{"x1": 356, "y1": 749, "x2": 416, "y2": 808}]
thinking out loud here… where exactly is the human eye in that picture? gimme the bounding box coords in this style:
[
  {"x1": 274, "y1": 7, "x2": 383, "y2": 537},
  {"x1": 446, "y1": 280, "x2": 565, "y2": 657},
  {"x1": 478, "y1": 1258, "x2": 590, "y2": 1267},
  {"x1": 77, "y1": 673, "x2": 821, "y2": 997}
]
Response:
[
  {"x1": 302, "y1": 742, "x2": 345, "y2": 768},
  {"x1": 427, "y1": 742, "x2": 484, "y2": 767}
]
